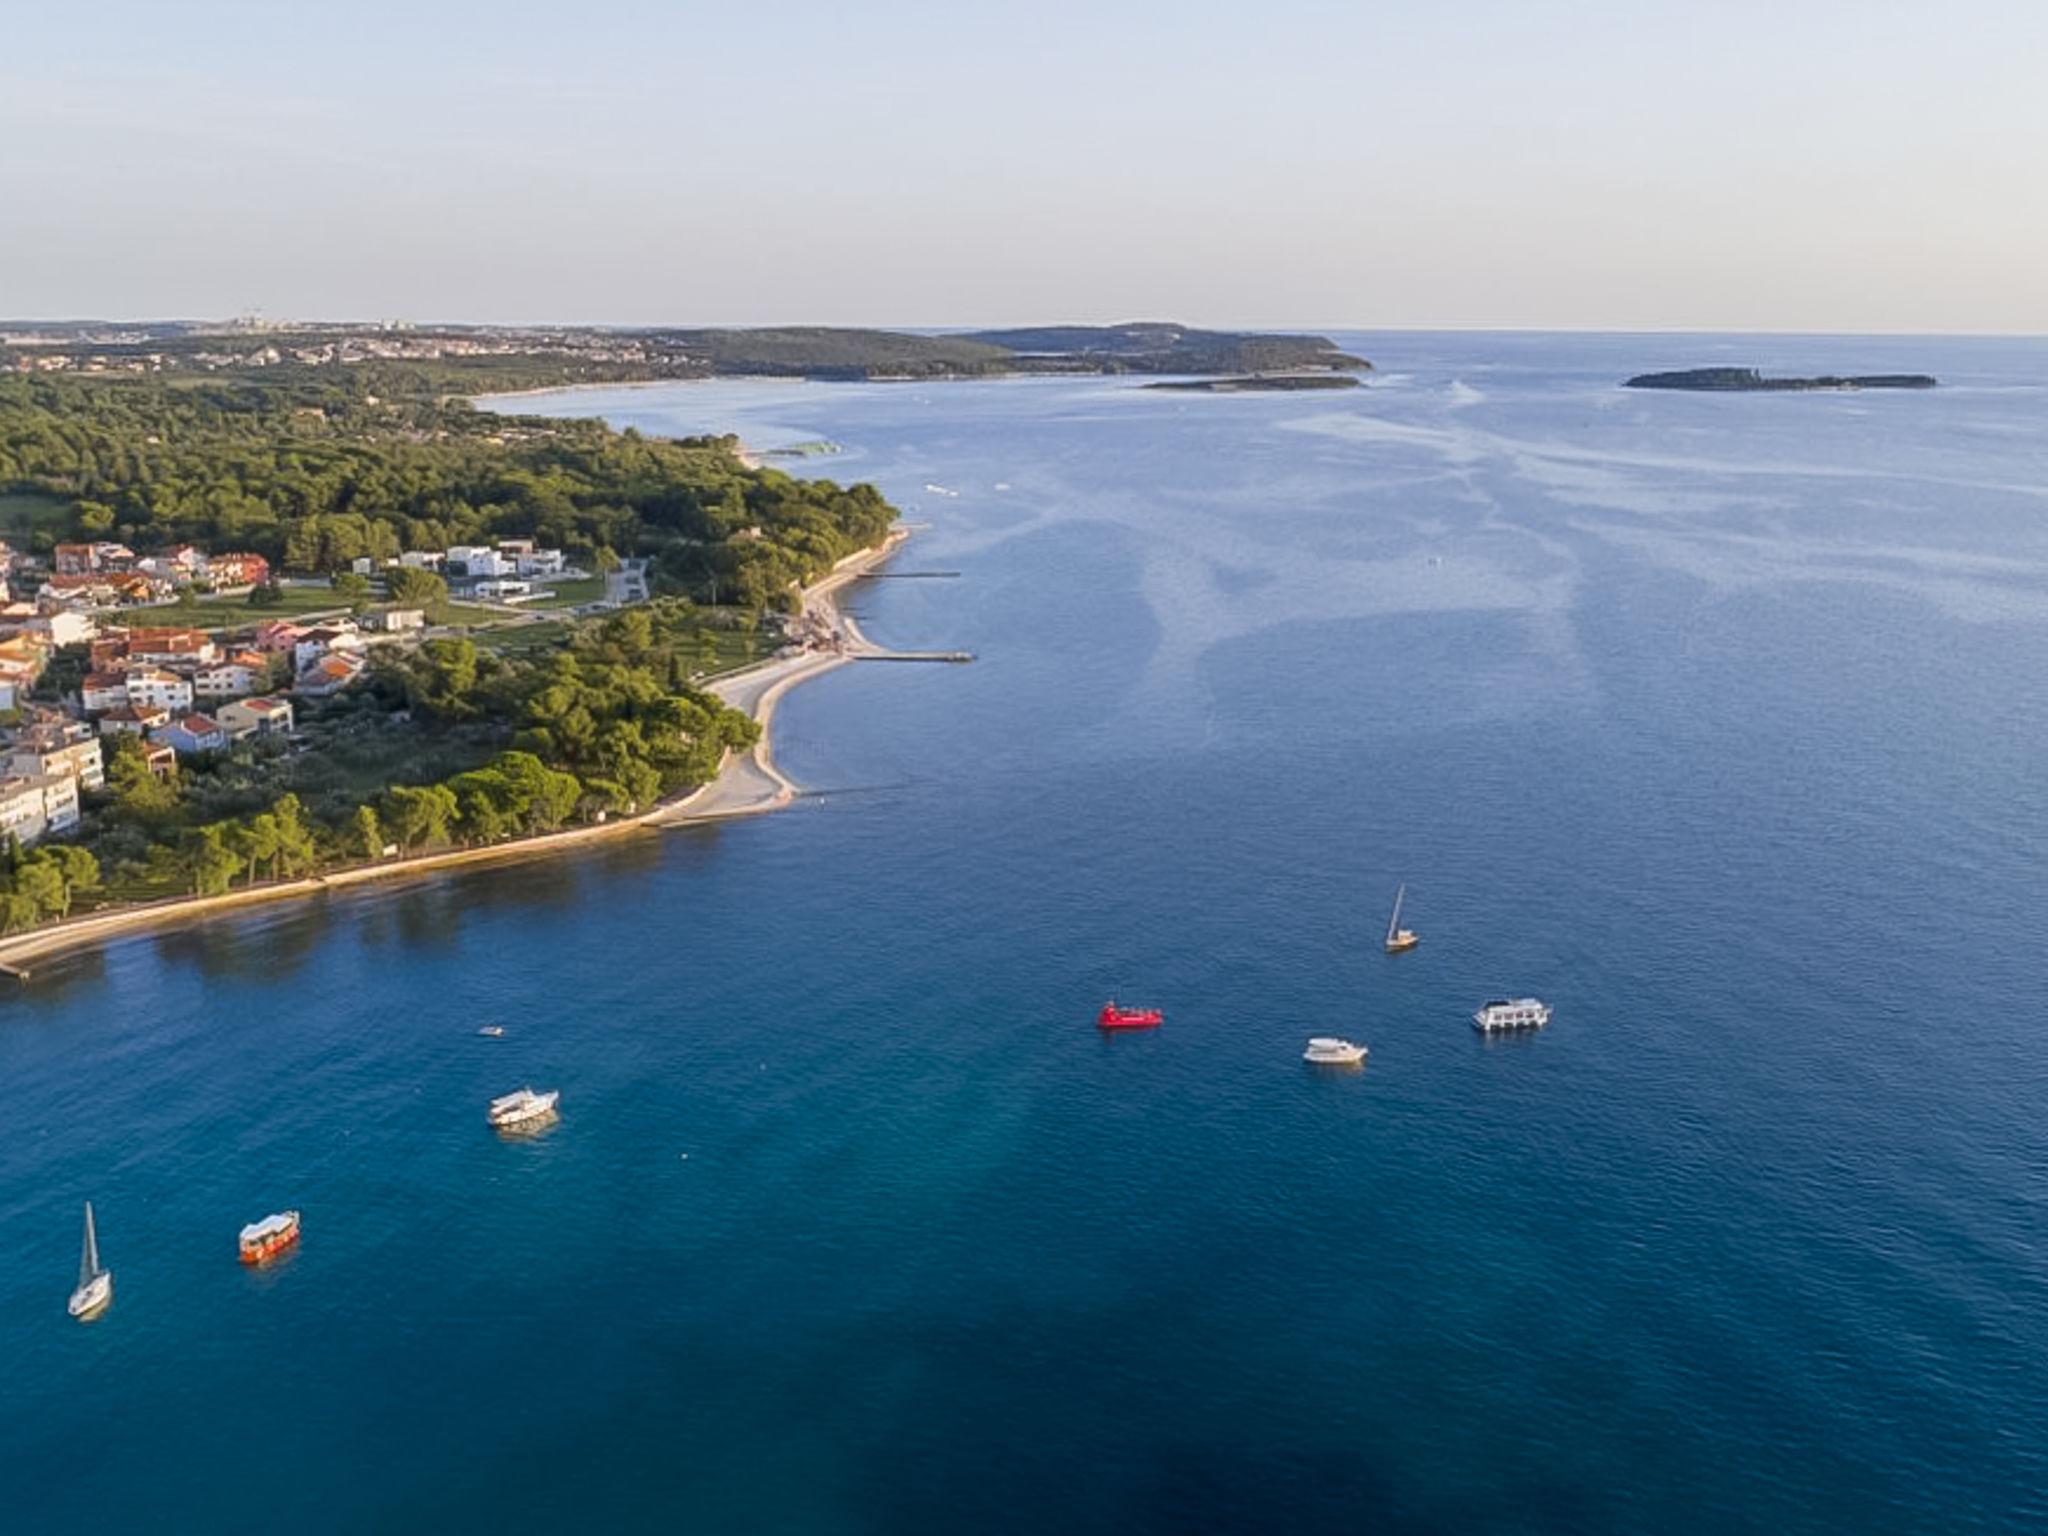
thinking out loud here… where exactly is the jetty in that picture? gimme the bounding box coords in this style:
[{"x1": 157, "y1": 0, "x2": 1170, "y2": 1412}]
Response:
[{"x1": 856, "y1": 650, "x2": 974, "y2": 664}]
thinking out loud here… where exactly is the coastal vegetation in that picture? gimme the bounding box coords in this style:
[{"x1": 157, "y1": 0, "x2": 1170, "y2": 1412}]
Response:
[{"x1": 67, "y1": 599, "x2": 760, "y2": 909}]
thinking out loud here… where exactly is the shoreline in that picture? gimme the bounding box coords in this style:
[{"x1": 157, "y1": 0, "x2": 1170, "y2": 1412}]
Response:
[{"x1": 0, "y1": 530, "x2": 910, "y2": 976}]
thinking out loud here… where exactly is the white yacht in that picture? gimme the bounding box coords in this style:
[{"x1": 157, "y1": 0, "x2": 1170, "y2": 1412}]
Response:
[
  {"x1": 488, "y1": 1086, "x2": 560, "y2": 1128},
  {"x1": 67, "y1": 1202, "x2": 113, "y2": 1321},
  {"x1": 1303, "y1": 1036, "x2": 1368, "y2": 1066},
  {"x1": 1472, "y1": 998, "x2": 1552, "y2": 1032}
]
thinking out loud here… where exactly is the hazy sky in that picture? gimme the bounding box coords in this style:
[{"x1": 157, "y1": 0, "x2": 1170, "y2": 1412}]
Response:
[{"x1": 5, "y1": 0, "x2": 2045, "y2": 331}]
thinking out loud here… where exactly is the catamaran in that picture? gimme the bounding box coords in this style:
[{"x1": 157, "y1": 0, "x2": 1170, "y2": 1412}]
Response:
[
  {"x1": 67, "y1": 1202, "x2": 113, "y2": 1321},
  {"x1": 1384, "y1": 884, "x2": 1419, "y2": 954}
]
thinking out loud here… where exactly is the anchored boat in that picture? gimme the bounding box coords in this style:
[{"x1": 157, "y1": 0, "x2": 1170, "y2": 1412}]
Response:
[
  {"x1": 1097, "y1": 1002, "x2": 1163, "y2": 1030},
  {"x1": 1384, "y1": 884, "x2": 1419, "y2": 954},
  {"x1": 488, "y1": 1086, "x2": 561, "y2": 1128},
  {"x1": 1303, "y1": 1037, "x2": 1367, "y2": 1066},
  {"x1": 1472, "y1": 998, "x2": 1552, "y2": 1033},
  {"x1": 67, "y1": 1202, "x2": 113, "y2": 1321},
  {"x1": 239, "y1": 1209, "x2": 302, "y2": 1264}
]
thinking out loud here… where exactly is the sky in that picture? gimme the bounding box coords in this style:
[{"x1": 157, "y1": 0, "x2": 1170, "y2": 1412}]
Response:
[{"x1": 4, "y1": 0, "x2": 2045, "y2": 332}]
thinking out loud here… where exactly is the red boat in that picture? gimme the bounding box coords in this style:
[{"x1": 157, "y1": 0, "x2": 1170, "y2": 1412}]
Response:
[{"x1": 1098, "y1": 1001, "x2": 1163, "y2": 1030}]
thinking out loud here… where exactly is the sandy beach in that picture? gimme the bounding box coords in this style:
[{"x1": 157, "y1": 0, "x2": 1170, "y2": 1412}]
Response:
[{"x1": 0, "y1": 530, "x2": 909, "y2": 974}]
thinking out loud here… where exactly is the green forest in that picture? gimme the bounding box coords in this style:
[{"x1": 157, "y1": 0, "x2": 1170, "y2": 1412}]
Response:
[{"x1": 0, "y1": 370, "x2": 896, "y2": 609}]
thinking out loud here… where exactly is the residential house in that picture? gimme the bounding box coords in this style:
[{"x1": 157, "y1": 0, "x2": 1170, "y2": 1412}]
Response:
[
  {"x1": 291, "y1": 624, "x2": 364, "y2": 674},
  {"x1": 514, "y1": 548, "x2": 567, "y2": 577},
  {"x1": 138, "y1": 545, "x2": 207, "y2": 584},
  {"x1": 252, "y1": 620, "x2": 309, "y2": 655},
  {"x1": 209, "y1": 552, "x2": 270, "y2": 587},
  {"x1": 137, "y1": 741, "x2": 177, "y2": 778},
  {"x1": 193, "y1": 660, "x2": 264, "y2": 701},
  {"x1": 80, "y1": 670, "x2": 131, "y2": 713},
  {"x1": 398, "y1": 551, "x2": 444, "y2": 570},
  {"x1": 605, "y1": 559, "x2": 651, "y2": 606},
  {"x1": 150, "y1": 713, "x2": 228, "y2": 756},
  {"x1": 125, "y1": 667, "x2": 195, "y2": 713},
  {"x1": 474, "y1": 578, "x2": 533, "y2": 600},
  {"x1": 0, "y1": 773, "x2": 80, "y2": 844},
  {"x1": 217, "y1": 696, "x2": 294, "y2": 740},
  {"x1": 98, "y1": 704, "x2": 171, "y2": 738},
  {"x1": 118, "y1": 626, "x2": 219, "y2": 668},
  {"x1": 26, "y1": 610, "x2": 96, "y2": 648},
  {"x1": 294, "y1": 652, "x2": 365, "y2": 697},
  {"x1": 447, "y1": 544, "x2": 517, "y2": 579},
  {"x1": 370, "y1": 608, "x2": 425, "y2": 632},
  {"x1": 52, "y1": 541, "x2": 134, "y2": 577},
  {"x1": 7, "y1": 722, "x2": 105, "y2": 790}
]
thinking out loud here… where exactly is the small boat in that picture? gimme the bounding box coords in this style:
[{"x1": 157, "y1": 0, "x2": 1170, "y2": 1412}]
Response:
[
  {"x1": 67, "y1": 1201, "x2": 113, "y2": 1321},
  {"x1": 1097, "y1": 1001, "x2": 1163, "y2": 1030},
  {"x1": 1384, "y1": 883, "x2": 1419, "y2": 954},
  {"x1": 488, "y1": 1086, "x2": 561, "y2": 1128},
  {"x1": 1472, "y1": 998, "x2": 1552, "y2": 1033},
  {"x1": 239, "y1": 1209, "x2": 302, "y2": 1265},
  {"x1": 1303, "y1": 1037, "x2": 1367, "y2": 1066},
  {"x1": 477, "y1": 1025, "x2": 506, "y2": 1038}
]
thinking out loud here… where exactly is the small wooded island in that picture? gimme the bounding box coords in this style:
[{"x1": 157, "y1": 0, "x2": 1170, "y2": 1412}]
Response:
[
  {"x1": 1625, "y1": 367, "x2": 1938, "y2": 392},
  {"x1": 1145, "y1": 374, "x2": 1364, "y2": 393}
]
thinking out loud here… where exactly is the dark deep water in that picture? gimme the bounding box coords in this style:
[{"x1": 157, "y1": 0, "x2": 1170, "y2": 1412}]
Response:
[{"x1": 5, "y1": 334, "x2": 2047, "y2": 1532}]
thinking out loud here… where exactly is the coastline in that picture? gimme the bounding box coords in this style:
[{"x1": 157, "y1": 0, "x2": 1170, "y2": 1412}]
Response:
[{"x1": 0, "y1": 530, "x2": 909, "y2": 975}]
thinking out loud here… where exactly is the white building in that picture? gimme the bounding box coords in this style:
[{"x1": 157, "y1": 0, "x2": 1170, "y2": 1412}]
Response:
[
  {"x1": 446, "y1": 545, "x2": 517, "y2": 579},
  {"x1": 0, "y1": 773, "x2": 80, "y2": 844},
  {"x1": 125, "y1": 667, "x2": 195, "y2": 713},
  {"x1": 26, "y1": 610, "x2": 97, "y2": 648},
  {"x1": 7, "y1": 727, "x2": 104, "y2": 791},
  {"x1": 217, "y1": 696, "x2": 294, "y2": 739},
  {"x1": 193, "y1": 661, "x2": 264, "y2": 701}
]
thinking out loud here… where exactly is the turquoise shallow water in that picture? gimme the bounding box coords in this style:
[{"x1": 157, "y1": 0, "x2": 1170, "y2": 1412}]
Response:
[{"x1": 6, "y1": 334, "x2": 2048, "y2": 1532}]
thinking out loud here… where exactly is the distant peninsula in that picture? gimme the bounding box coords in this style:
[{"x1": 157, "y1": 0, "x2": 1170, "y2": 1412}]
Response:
[
  {"x1": 1144, "y1": 373, "x2": 1364, "y2": 393},
  {"x1": 0, "y1": 319, "x2": 1368, "y2": 387},
  {"x1": 1625, "y1": 367, "x2": 1937, "y2": 392}
]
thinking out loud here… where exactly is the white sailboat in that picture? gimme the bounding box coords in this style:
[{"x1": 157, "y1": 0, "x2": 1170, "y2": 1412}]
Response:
[
  {"x1": 67, "y1": 1202, "x2": 113, "y2": 1321},
  {"x1": 1384, "y1": 883, "x2": 1419, "y2": 953}
]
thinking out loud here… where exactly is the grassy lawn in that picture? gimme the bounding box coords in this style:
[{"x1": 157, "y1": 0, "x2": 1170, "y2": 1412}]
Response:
[
  {"x1": 144, "y1": 588, "x2": 352, "y2": 630},
  {"x1": 526, "y1": 575, "x2": 607, "y2": 609}
]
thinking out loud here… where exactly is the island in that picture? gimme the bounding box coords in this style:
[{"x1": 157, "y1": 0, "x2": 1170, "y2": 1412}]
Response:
[
  {"x1": 1624, "y1": 367, "x2": 1938, "y2": 392},
  {"x1": 1144, "y1": 374, "x2": 1364, "y2": 393}
]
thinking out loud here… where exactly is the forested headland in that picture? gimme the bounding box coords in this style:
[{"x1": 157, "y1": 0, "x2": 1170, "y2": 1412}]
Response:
[
  {"x1": 0, "y1": 371, "x2": 895, "y2": 608},
  {"x1": 0, "y1": 364, "x2": 899, "y2": 928}
]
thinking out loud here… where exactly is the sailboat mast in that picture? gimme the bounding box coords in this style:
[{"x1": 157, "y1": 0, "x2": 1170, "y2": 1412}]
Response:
[
  {"x1": 80, "y1": 1202, "x2": 100, "y2": 1285},
  {"x1": 1387, "y1": 885, "x2": 1404, "y2": 944}
]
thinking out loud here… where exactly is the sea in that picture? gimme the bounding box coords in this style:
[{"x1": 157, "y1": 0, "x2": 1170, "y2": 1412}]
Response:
[{"x1": 5, "y1": 333, "x2": 2046, "y2": 1533}]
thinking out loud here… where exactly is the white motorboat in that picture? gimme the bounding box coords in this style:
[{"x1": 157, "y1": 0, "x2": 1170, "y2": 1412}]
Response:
[
  {"x1": 67, "y1": 1201, "x2": 113, "y2": 1321},
  {"x1": 488, "y1": 1086, "x2": 560, "y2": 1128},
  {"x1": 1303, "y1": 1036, "x2": 1368, "y2": 1066}
]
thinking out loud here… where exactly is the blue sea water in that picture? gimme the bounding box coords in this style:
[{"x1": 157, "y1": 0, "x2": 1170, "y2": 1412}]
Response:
[{"x1": 5, "y1": 334, "x2": 2048, "y2": 1532}]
